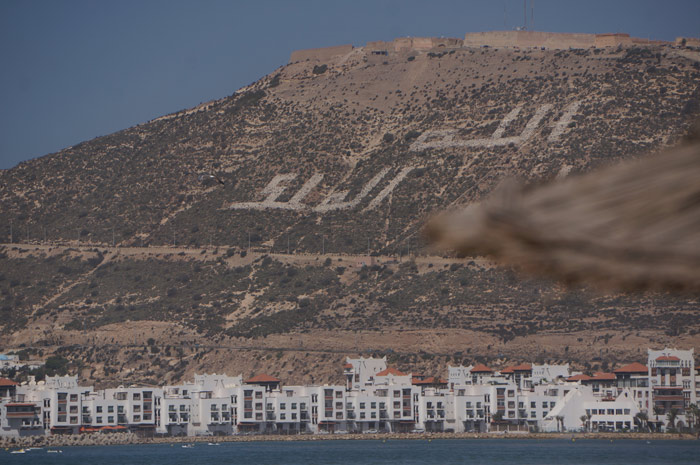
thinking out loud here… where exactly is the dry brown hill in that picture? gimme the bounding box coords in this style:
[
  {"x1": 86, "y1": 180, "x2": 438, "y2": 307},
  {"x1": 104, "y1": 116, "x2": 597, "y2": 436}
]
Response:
[{"x1": 1, "y1": 36, "x2": 699, "y2": 386}]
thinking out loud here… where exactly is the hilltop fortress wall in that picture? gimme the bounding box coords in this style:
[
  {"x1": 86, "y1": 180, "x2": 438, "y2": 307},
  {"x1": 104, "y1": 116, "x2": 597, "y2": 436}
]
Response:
[
  {"x1": 463, "y1": 31, "x2": 669, "y2": 49},
  {"x1": 289, "y1": 31, "x2": 678, "y2": 63}
]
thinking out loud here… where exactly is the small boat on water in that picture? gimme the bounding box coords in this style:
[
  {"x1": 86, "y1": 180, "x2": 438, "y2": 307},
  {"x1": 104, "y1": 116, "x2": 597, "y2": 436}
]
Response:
[
  {"x1": 207, "y1": 442, "x2": 220, "y2": 446},
  {"x1": 47, "y1": 449, "x2": 63, "y2": 453},
  {"x1": 181, "y1": 443, "x2": 195, "y2": 448},
  {"x1": 10, "y1": 449, "x2": 26, "y2": 454}
]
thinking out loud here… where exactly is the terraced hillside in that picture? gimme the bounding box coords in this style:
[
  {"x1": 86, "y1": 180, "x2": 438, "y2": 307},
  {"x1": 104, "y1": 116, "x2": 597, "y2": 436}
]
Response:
[{"x1": 1, "y1": 39, "x2": 699, "y2": 386}]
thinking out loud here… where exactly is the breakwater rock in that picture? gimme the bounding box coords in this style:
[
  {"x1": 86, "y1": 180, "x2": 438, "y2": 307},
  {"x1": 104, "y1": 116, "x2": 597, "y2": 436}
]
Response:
[{"x1": 1, "y1": 431, "x2": 696, "y2": 449}]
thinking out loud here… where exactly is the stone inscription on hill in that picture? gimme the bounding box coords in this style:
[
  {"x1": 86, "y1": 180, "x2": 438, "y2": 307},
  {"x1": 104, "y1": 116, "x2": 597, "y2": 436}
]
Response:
[
  {"x1": 229, "y1": 167, "x2": 414, "y2": 213},
  {"x1": 410, "y1": 101, "x2": 581, "y2": 151}
]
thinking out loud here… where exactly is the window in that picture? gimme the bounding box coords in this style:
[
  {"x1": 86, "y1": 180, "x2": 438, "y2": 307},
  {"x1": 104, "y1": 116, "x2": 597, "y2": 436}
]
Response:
[
  {"x1": 280, "y1": 413, "x2": 286, "y2": 420},
  {"x1": 133, "y1": 393, "x2": 141, "y2": 401},
  {"x1": 300, "y1": 403, "x2": 307, "y2": 410},
  {"x1": 393, "y1": 390, "x2": 400, "y2": 398},
  {"x1": 292, "y1": 413, "x2": 297, "y2": 420},
  {"x1": 108, "y1": 416, "x2": 114, "y2": 423},
  {"x1": 96, "y1": 406, "x2": 103, "y2": 413},
  {"x1": 255, "y1": 392, "x2": 263, "y2": 399},
  {"x1": 371, "y1": 412, "x2": 376, "y2": 419},
  {"x1": 96, "y1": 416, "x2": 102, "y2": 423},
  {"x1": 133, "y1": 405, "x2": 141, "y2": 413},
  {"x1": 291, "y1": 403, "x2": 297, "y2": 409},
  {"x1": 466, "y1": 402, "x2": 472, "y2": 408},
  {"x1": 256, "y1": 403, "x2": 263, "y2": 410},
  {"x1": 280, "y1": 403, "x2": 286, "y2": 410},
  {"x1": 133, "y1": 415, "x2": 141, "y2": 422},
  {"x1": 360, "y1": 402, "x2": 366, "y2": 409},
  {"x1": 360, "y1": 412, "x2": 366, "y2": 419},
  {"x1": 70, "y1": 406, "x2": 78, "y2": 414},
  {"x1": 70, "y1": 416, "x2": 78, "y2": 424},
  {"x1": 70, "y1": 394, "x2": 78, "y2": 402},
  {"x1": 336, "y1": 391, "x2": 343, "y2": 399},
  {"x1": 371, "y1": 402, "x2": 377, "y2": 409},
  {"x1": 117, "y1": 406, "x2": 124, "y2": 414},
  {"x1": 108, "y1": 406, "x2": 114, "y2": 413}
]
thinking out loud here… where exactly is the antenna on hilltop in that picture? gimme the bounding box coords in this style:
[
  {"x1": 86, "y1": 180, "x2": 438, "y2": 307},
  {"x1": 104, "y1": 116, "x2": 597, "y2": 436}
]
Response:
[{"x1": 523, "y1": 0, "x2": 527, "y2": 30}]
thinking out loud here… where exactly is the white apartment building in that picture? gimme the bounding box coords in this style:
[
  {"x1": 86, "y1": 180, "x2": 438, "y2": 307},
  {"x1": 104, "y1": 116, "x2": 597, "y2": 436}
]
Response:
[
  {"x1": 0, "y1": 349, "x2": 696, "y2": 437},
  {"x1": 15, "y1": 375, "x2": 93, "y2": 435},
  {"x1": 648, "y1": 348, "x2": 696, "y2": 429}
]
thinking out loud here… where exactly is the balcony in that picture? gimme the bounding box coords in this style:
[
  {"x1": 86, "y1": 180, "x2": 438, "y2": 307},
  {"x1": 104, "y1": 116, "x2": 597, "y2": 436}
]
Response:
[{"x1": 6, "y1": 412, "x2": 37, "y2": 419}]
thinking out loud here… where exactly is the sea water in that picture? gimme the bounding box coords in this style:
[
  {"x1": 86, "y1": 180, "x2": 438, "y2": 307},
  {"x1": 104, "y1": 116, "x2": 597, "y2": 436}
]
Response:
[{"x1": 2, "y1": 438, "x2": 699, "y2": 465}]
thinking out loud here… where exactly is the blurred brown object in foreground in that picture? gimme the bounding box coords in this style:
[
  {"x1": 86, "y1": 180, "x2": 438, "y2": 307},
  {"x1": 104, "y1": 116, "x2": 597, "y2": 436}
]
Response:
[{"x1": 426, "y1": 128, "x2": 700, "y2": 292}]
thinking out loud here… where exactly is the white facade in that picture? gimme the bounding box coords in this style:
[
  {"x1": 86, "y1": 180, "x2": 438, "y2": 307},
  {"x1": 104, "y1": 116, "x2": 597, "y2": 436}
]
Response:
[{"x1": 1, "y1": 348, "x2": 697, "y2": 437}]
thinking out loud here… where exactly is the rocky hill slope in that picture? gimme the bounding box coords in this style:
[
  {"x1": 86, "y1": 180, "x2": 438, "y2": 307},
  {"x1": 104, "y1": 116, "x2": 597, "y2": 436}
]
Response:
[{"x1": 1, "y1": 38, "x2": 699, "y2": 387}]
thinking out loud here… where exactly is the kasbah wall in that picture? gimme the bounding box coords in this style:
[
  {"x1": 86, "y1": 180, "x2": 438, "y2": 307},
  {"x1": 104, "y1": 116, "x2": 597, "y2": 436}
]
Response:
[{"x1": 289, "y1": 30, "x2": 697, "y2": 63}]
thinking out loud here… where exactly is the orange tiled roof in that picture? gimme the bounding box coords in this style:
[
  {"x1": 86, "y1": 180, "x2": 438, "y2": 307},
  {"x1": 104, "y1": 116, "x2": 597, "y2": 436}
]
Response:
[
  {"x1": 0, "y1": 378, "x2": 19, "y2": 387},
  {"x1": 376, "y1": 367, "x2": 407, "y2": 377},
  {"x1": 501, "y1": 363, "x2": 532, "y2": 374},
  {"x1": 471, "y1": 364, "x2": 492, "y2": 373},
  {"x1": 567, "y1": 374, "x2": 592, "y2": 381},
  {"x1": 613, "y1": 362, "x2": 648, "y2": 374},
  {"x1": 343, "y1": 363, "x2": 353, "y2": 369},
  {"x1": 592, "y1": 372, "x2": 616, "y2": 381},
  {"x1": 656, "y1": 355, "x2": 680, "y2": 361},
  {"x1": 245, "y1": 374, "x2": 281, "y2": 384}
]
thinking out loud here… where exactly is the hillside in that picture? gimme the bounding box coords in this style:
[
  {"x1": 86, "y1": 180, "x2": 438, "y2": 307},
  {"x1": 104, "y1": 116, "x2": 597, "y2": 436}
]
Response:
[{"x1": 1, "y1": 34, "x2": 700, "y2": 386}]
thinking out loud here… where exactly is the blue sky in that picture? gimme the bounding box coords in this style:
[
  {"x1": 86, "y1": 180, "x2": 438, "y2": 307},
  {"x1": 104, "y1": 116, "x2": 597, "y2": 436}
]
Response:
[{"x1": 1, "y1": 0, "x2": 699, "y2": 169}]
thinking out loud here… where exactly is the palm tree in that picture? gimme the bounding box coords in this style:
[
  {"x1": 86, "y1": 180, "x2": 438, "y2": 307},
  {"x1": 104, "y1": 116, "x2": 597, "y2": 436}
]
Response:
[
  {"x1": 652, "y1": 406, "x2": 663, "y2": 432},
  {"x1": 666, "y1": 408, "x2": 679, "y2": 432},
  {"x1": 580, "y1": 414, "x2": 588, "y2": 432},
  {"x1": 634, "y1": 412, "x2": 649, "y2": 432},
  {"x1": 556, "y1": 415, "x2": 565, "y2": 432},
  {"x1": 686, "y1": 404, "x2": 700, "y2": 432}
]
